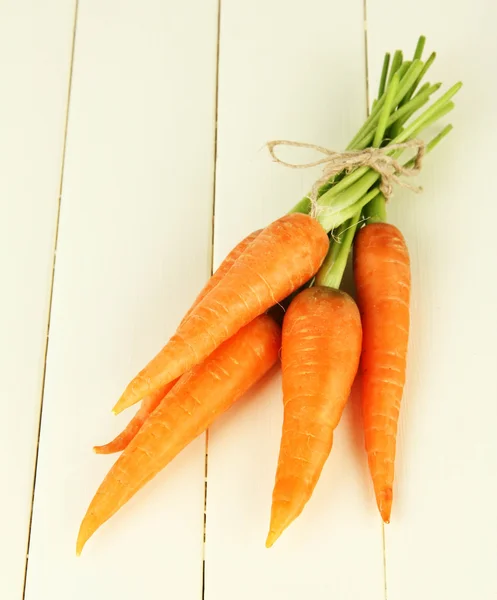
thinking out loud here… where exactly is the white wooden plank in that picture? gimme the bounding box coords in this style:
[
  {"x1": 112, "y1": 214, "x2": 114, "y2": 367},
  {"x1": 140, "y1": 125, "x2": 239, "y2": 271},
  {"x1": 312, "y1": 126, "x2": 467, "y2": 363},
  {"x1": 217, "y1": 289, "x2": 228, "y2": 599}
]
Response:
[
  {"x1": 204, "y1": 2, "x2": 385, "y2": 599},
  {"x1": 0, "y1": 2, "x2": 76, "y2": 598},
  {"x1": 24, "y1": 1, "x2": 219, "y2": 598},
  {"x1": 366, "y1": 3, "x2": 497, "y2": 599}
]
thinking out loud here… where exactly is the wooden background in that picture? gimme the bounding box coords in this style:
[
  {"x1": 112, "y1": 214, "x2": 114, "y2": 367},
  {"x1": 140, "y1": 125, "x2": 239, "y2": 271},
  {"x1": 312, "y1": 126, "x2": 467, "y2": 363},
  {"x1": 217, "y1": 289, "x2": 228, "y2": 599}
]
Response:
[{"x1": 1, "y1": 1, "x2": 495, "y2": 598}]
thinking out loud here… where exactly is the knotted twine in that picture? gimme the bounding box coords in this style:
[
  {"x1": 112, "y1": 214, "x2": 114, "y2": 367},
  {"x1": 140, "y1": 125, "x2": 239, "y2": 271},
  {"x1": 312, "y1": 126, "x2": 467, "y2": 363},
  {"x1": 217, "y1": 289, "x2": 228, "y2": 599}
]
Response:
[{"x1": 266, "y1": 139, "x2": 426, "y2": 218}]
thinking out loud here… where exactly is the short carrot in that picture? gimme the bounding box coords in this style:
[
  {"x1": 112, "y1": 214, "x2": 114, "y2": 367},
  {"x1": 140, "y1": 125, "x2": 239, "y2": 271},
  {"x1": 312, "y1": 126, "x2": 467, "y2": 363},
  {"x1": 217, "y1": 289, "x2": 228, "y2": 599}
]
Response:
[
  {"x1": 77, "y1": 314, "x2": 281, "y2": 554},
  {"x1": 353, "y1": 221, "x2": 411, "y2": 523},
  {"x1": 96, "y1": 229, "x2": 262, "y2": 453},
  {"x1": 266, "y1": 286, "x2": 362, "y2": 547},
  {"x1": 112, "y1": 213, "x2": 328, "y2": 414}
]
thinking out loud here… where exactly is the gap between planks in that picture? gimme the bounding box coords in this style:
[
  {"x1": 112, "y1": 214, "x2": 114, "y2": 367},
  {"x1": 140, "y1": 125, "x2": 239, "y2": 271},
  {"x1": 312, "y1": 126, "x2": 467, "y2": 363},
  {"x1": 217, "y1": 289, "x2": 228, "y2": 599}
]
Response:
[
  {"x1": 199, "y1": 3, "x2": 389, "y2": 599},
  {"x1": 21, "y1": 1, "x2": 80, "y2": 598},
  {"x1": 363, "y1": 1, "x2": 388, "y2": 598},
  {"x1": 202, "y1": 0, "x2": 223, "y2": 598}
]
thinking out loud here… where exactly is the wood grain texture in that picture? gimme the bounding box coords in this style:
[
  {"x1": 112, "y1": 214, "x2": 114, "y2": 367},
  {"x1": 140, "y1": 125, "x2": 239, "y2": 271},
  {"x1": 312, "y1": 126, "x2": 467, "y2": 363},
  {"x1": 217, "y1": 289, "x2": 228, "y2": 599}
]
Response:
[
  {"x1": 204, "y1": 2, "x2": 385, "y2": 599},
  {"x1": 0, "y1": 2, "x2": 76, "y2": 598},
  {"x1": 23, "y1": 1, "x2": 219, "y2": 598},
  {"x1": 366, "y1": 3, "x2": 497, "y2": 598}
]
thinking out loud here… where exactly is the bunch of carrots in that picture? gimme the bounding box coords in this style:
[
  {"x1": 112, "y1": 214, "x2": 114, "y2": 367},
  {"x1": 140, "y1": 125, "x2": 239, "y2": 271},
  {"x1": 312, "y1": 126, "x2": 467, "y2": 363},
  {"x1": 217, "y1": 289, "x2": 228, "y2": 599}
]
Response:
[{"x1": 77, "y1": 36, "x2": 460, "y2": 554}]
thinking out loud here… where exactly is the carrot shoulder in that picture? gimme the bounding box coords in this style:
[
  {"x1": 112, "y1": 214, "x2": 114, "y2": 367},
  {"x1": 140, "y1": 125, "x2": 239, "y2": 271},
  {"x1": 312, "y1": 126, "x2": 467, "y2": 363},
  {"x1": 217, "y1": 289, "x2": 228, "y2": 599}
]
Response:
[
  {"x1": 353, "y1": 222, "x2": 411, "y2": 523},
  {"x1": 267, "y1": 286, "x2": 362, "y2": 546},
  {"x1": 113, "y1": 213, "x2": 328, "y2": 414},
  {"x1": 77, "y1": 314, "x2": 281, "y2": 554}
]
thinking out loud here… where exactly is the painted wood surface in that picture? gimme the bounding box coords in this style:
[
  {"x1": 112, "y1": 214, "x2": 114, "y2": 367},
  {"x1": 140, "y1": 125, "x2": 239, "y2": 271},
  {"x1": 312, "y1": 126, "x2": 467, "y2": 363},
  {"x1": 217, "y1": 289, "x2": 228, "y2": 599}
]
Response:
[
  {"x1": 23, "y1": 1, "x2": 219, "y2": 599},
  {"x1": 204, "y1": 2, "x2": 385, "y2": 599},
  {"x1": 0, "y1": 2, "x2": 77, "y2": 598},
  {"x1": 3, "y1": 1, "x2": 495, "y2": 599},
  {"x1": 366, "y1": 2, "x2": 497, "y2": 598}
]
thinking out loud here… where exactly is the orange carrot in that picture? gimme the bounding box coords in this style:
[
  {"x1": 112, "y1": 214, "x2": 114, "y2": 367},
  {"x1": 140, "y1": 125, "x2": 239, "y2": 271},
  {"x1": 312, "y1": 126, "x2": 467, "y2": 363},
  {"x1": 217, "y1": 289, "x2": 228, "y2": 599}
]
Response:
[
  {"x1": 96, "y1": 229, "x2": 262, "y2": 453},
  {"x1": 94, "y1": 382, "x2": 176, "y2": 454},
  {"x1": 353, "y1": 222, "x2": 410, "y2": 523},
  {"x1": 113, "y1": 213, "x2": 328, "y2": 414},
  {"x1": 266, "y1": 286, "x2": 362, "y2": 547},
  {"x1": 181, "y1": 228, "x2": 261, "y2": 325},
  {"x1": 77, "y1": 314, "x2": 281, "y2": 554}
]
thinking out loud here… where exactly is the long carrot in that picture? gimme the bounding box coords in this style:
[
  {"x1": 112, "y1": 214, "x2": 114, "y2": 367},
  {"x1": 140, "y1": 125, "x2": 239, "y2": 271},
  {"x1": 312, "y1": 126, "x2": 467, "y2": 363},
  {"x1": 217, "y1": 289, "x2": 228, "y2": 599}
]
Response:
[
  {"x1": 96, "y1": 229, "x2": 262, "y2": 453},
  {"x1": 112, "y1": 213, "x2": 328, "y2": 414},
  {"x1": 181, "y1": 228, "x2": 261, "y2": 325},
  {"x1": 77, "y1": 314, "x2": 281, "y2": 554},
  {"x1": 266, "y1": 286, "x2": 362, "y2": 547},
  {"x1": 353, "y1": 221, "x2": 410, "y2": 523}
]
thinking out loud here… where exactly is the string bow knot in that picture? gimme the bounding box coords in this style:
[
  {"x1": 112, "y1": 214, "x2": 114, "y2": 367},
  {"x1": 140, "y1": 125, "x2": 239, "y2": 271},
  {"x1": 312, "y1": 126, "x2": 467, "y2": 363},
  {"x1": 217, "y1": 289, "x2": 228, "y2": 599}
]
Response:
[{"x1": 267, "y1": 139, "x2": 425, "y2": 216}]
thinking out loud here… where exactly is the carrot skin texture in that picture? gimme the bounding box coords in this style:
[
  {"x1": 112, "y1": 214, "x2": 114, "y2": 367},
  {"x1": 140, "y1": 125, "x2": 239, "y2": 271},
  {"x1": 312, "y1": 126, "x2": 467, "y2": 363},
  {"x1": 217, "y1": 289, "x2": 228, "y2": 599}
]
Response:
[
  {"x1": 114, "y1": 213, "x2": 328, "y2": 413},
  {"x1": 353, "y1": 222, "x2": 411, "y2": 524},
  {"x1": 180, "y1": 229, "x2": 261, "y2": 325},
  {"x1": 77, "y1": 314, "x2": 282, "y2": 554},
  {"x1": 267, "y1": 287, "x2": 362, "y2": 547},
  {"x1": 98, "y1": 230, "x2": 262, "y2": 451}
]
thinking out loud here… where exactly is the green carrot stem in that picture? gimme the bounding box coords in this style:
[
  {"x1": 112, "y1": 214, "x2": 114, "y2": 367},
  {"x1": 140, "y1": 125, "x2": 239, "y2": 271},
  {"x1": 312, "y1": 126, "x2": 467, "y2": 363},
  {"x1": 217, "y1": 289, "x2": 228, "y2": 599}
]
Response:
[
  {"x1": 393, "y1": 81, "x2": 461, "y2": 143},
  {"x1": 373, "y1": 73, "x2": 399, "y2": 147},
  {"x1": 317, "y1": 186, "x2": 380, "y2": 231},
  {"x1": 354, "y1": 83, "x2": 439, "y2": 149},
  {"x1": 358, "y1": 88, "x2": 435, "y2": 148},
  {"x1": 348, "y1": 60, "x2": 424, "y2": 149},
  {"x1": 405, "y1": 103, "x2": 455, "y2": 144},
  {"x1": 288, "y1": 197, "x2": 311, "y2": 214},
  {"x1": 315, "y1": 212, "x2": 361, "y2": 288},
  {"x1": 391, "y1": 52, "x2": 437, "y2": 142},
  {"x1": 413, "y1": 35, "x2": 426, "y2": 60},
  {"x1": 353, "y1": 59, "x2": 418, "y2": 145},
  {"x1": 287, "y1": 45, "x2": 460, "y2": 220},
  {"x1": 316, "y1": 97, "x2": 457, "y2": 226},
  {"x1": 329, "y1": 123, "x2": 454, "y2": 230},
  {"x1": 388, "y1": 51, "x2": 404, "y2": 85},
  {"x1": 413, "y1": 123, "x2": 453, "y2": 159},
  {"x1": 314, "y1": 225, "x2": 346, "y2": 285},
  {"x1": 363, "y1": 192, "x2": 387, "y2": 223},
  {"x1": 377, "y1": 53, "x2": 391, "y2": 99},
  {"x1": 401, "y1": 52, "x2": 437, "y2": 108}
]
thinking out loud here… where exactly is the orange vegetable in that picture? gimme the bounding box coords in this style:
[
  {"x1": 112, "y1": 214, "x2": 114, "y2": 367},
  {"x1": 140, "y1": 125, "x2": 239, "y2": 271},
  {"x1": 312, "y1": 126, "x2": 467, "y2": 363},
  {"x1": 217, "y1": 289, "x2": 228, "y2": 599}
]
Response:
[
  {"x1": 97, "y1": 229, "x2": 262, "y2": 453},
  {"x1": 181, "y1": 228, "x2": 261, "y2": 325},
  {"x1": 113, "y1": 213, "x2": 328, "y2": 414},
  {"x1": 266, "y1": 286, "x2": 362, "y2": 547},
  {"x1": 94, "y1": 382, "x2": 176, "y2": 454},
  {"x1": 353, "y1": 222, "x2": 410, "y2": 523},
  {"x1": 77, "y1": 314, "x2": 281, "y2": 554}
]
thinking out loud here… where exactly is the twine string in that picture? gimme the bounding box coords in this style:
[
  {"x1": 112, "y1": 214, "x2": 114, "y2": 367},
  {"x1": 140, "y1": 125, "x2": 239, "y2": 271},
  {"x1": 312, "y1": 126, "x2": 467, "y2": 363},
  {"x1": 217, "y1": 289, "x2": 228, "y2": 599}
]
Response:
[{"x1": 267, "y1": 139, "x2": 425, "y2": 218}]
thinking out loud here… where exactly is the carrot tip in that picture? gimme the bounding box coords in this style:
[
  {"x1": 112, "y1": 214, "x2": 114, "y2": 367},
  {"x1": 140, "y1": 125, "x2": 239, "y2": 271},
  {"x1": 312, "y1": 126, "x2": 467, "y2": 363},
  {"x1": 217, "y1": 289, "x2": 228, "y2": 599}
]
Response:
[
  {"x1": 76, "y1": 535, "x2": 85, "y2": 556},
  {"x1": 265, "y1": 530, "x2": 281, "y2": 548},
  {"x1": 111, "y1": 401, "x2": 129, "y2": 415},
  {"x1": 378, "y1": 487, "x2": 393, "y2": 524}
]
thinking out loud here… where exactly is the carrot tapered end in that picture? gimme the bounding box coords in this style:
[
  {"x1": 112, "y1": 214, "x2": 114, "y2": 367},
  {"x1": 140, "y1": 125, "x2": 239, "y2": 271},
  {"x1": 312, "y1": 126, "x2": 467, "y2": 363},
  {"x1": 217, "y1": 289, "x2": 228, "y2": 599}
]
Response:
[
  {"x1": 76, "y1": 525, "x2": 89, "y2": 556},
  {"x1": 265, "y1": 499, "x2": 305, "y2": 548},
  {"x1": 111, "y1": 397, "x2": 131, "y2": 415},
  {"x1": 377, "y1": 487, "x2": 393, "y2": 524},
  {"x1": 93, "y1": 443, "x2": 122, "y2": 455},
  {"x1": 76, "y1": 511, "x2": 101, "y2": 556},
  {"x1": 265, "y1": 529, "x2": 282, "y2": 548},
  {"x1": 112, "y1": 384, "x2": 147, "y2": 414}
]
